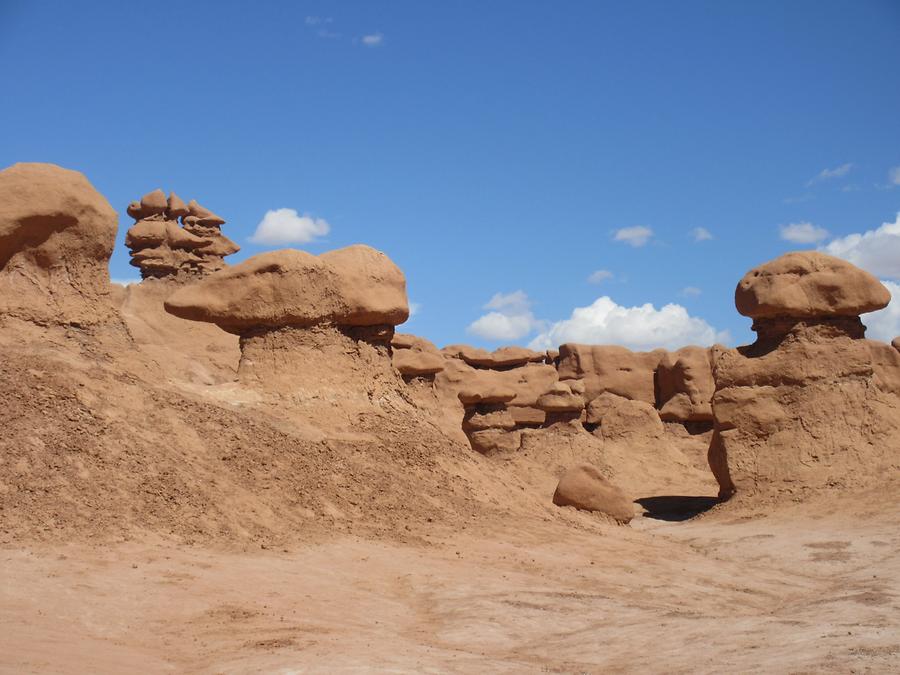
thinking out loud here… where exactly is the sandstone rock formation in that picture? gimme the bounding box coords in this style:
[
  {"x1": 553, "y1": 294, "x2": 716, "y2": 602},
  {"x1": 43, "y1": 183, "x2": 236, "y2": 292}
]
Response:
[
  {"x1": 656, "y1": 346, "x2": 718, "y2": 423},
  {"x1": 709, "y1": 251, "x2": 900, "y2": 500},
  {"x1": 391, "y1": 333, "x2": 445, "y2": 378},
  {"x1": 556, "y1": 344, "x2": 665, "y2": 404},
  {"x1": 552, "y1": 464, "x2": 634, "y2": 523},
  {"x1": 125, "y1": 190, "x2": 239, "y2": 279},
  {"x1": 586, "y1": 392, "x2": 665, "y2": 441},
  {"x1": 165, "y1": 245, "x2": 409, "y2": 392},
  {"x1": 0, "y1": 162, "x2": 118, "y2": 325}
]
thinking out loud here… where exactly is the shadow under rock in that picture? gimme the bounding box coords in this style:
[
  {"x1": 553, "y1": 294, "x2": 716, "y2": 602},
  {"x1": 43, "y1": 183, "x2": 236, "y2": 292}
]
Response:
[{"x1": 635, "y1": 495, "x2": 720, "y2": 522}]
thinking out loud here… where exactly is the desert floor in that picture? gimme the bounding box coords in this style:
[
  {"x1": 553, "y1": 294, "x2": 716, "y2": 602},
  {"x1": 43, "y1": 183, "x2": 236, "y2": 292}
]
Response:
[{"x1": 3, "y1": 487, "x2": 898, "y2": 674}]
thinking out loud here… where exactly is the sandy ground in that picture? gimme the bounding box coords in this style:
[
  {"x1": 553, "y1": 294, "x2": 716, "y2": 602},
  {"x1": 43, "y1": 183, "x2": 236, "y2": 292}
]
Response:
[{"x1": 3, "y1": 489, "x2": 898, "y2": 674}]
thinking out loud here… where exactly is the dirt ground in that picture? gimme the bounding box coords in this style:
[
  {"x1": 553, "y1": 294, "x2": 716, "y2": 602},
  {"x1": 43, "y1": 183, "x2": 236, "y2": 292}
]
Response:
[{"x1": 3, "y1": 487, "x2": 898, "y2": 674}]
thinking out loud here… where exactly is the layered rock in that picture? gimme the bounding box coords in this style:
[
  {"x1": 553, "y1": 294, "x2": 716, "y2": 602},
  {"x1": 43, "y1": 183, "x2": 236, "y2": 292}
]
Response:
[
  {"x1": 125, "y1": 190, "x2": 239, "y2": 279},
  {"x1": 586, "y1": 392, "x2": 664, "y2": 441},
  {"x1": 0, "y1": 162, "x2": 118, "y2": 325},
  {"x1": 709, "y1": 251, "x2": 900, "y2": 499}
]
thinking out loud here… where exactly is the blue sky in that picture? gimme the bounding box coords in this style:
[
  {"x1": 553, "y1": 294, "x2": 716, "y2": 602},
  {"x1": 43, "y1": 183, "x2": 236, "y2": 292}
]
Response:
[{"x1": 3, "y1": 1, "x2": 900, "y2": 349}]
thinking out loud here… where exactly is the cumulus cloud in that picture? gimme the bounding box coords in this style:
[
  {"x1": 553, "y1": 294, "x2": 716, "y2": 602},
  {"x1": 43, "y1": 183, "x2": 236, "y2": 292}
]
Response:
[
  {"x1": 806, "y1": 162, "x2": 854, "y2": 186},
  {"x1": 864, "y1": 280, "x2": 900, "y2": 342},
  {"x1": 613, "y1": 226, "x2": 653, "y2": 247},
  {"x1": 690, "y1": 227, "x2": 713, "y2": 242},
  {"x1": 780, "y1": 222, "x2": 829, "y2": 244},
  {"x1": 822, "y1": 213, "x2": 900, "y2": 278},
  {"x1": 528, "y1": 297, "x2": 726, "y2": 352},
  {"x1": 361, "y1": 33, "x2": 383, "y2": 46},
  {"x1": 467, "y1": 291, "x2": 543, "y2": 341},
  {"x1": 587, "y1": 269, "x2": 613, "y2": 284},
  {"x1": 250, "y1": 208, "x2": 330, "y2": 245}
]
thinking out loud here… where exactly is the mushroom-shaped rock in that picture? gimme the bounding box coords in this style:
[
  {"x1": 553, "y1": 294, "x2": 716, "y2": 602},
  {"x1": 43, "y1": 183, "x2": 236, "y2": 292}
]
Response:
[
  {"x1": 552, "y1": 464, "x2": 634, "y2": 524},
  {"x1": 165, "y1": 246, "x2": 409, "y2": 333},
  {"x1": 140, "y1": 189, "x2": 168, "y2": 216},
  {"x1": 735, "y1": 251, "x2": 889, "y2": 320},
  {"x1": 393, "y1": 349, "x2": 445, "y2": 377},
  {"x1": 125, "y1": 219, "x2": 168, "y2": 248},
  {"x1": 0, "y1": 162, "x2": 118, "y2": 324}
]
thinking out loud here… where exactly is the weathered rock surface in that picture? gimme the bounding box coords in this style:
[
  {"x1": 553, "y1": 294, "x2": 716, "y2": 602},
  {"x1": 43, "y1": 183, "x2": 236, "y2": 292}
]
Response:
[
  {"x1": 709, "y1": 255, "x2": 900, "y2": 500},
  {"x1": 552, "y1": 464, "x2": 634, "y2": 523},
  {"x1": 656, "y1": 346, "x2": 717, "y2": 422},
  {"x1": 165, "y1": 246, "x2": 409, "y2": 333},
  {"x1": 586, "y1": 393, "x2": 664, "y2": 441},
  {"x1": 735, "y1": 251, "x2": 889, "y2": 320},
  {"x1": 0, "y1": 162, "x2": 118, "y2": 325},
  {"x1": 125, "y1": 190, "x2": 238, "y2": 279},
  {"x1": 556, "y1": 344, "x2": 665, "y2": 404}
]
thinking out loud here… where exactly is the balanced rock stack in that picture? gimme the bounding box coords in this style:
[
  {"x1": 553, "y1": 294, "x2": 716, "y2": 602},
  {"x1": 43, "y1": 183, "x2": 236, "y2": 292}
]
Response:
[
  {"x1": 457, "y1": 384, "x2": 519, "y2": 454},
  {"x1": 164, "y1": 245, "x2": 409, "y2": 391},
  {"x1": 709, "y1": 251, "x2": 900, "y2": 499},
  {"x1": 125, "y1": 189, "x2": 239, "y2": 279}
]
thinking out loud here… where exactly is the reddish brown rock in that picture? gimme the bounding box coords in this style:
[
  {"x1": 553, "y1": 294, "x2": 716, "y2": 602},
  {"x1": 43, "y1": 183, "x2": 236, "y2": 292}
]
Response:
[
  {"x1": 552, "y1": 464, "x2": 634, "y2": 523},
  {"x1": 586, "y1": 393, "x2": 664, "y2": 441},
  {"x1": 0, "y1": 162, "x2": 118, "y2": 325},
  {"x1": 656, "y1": 346, "x2": 717, "y2": 422},
  {"x1": 735, "y1": 251, "x2": 889, "y2": 320},
  {"x1": 393, "y1": 348, "x2": 445, "y2": 377},
  {"x1": 556, "y1": 344, "x2": 665, "y2": 404}
]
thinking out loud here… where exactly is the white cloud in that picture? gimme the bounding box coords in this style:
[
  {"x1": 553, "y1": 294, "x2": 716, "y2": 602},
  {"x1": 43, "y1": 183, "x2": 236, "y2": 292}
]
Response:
[
  {"x1": 361, "y1": 33, "x2": 383, "y2": 47},
  {"x1": 613, "y1": 226, "x2": 653, "y2": 247},
  {"x1": 780, "y1": 222, "x2": 829, "y2": 244},
  {"x1": 467, "y1": 291, "x2": 543, "y2": 341},
  {"x1": 110, "y1": 277, "x2": 140, "y2": 286},
  {"x1": 528, "y1": 296, "x2": 726, "y2": 352},
  {"x1": 305, "y1": 16, "x2": 332, "y2": 25},
  {"x1": 690, "y1": 227, "x2": 713, "y2": 242},
  {"x1": 680, "y1": 286, "x2": 702, "y2": 297},
  {"x1": 250, "y1": 208, "x2": 330, "y2": 245},
  {"x1": 864, "y1": 280, "x2": 900, "y2": 342},
  {"x1": 889, "y1": 166, "x2": 900, "y2": 186},
  {"x1": 409, "y1": 302, "x2": 421, "y2": 317},
  {"x1": 822, "y1": 213, "x2": 900, "y2": 278},
  {"x1": 807, "y1": 162, "x2": 854, "y2": 186},
  {"x1": 587, "y1": 269, "x2": 613, "y2": 284}
]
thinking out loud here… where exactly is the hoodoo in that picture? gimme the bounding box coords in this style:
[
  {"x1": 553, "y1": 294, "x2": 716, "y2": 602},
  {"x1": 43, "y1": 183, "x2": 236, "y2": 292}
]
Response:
[
  {"x1": 709, "y1": 251, "x2": 900, "y2": 499},
  {"x1": 125, "y1": 190, "x2": 239, "y2": 279},
  {"x1": 165, "y1": 245, "x2": 409, "y2": 392},
  {"x1": 0, "y1": 162, "x2": 118, "y2": 325}
]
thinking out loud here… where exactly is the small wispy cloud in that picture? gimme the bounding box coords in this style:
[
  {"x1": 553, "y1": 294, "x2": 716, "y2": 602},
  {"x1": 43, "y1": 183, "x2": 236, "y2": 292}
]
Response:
[
  {"x1": 613, "y1": 226, "x2": 653, "y2": 247},
  {"x1": 680, "y1": 286, "x2": 702, "y2": 297},
  {"x1": 587, "y1": 269, "x2": 613, "y2": 284},
  {"x1": 889, "y1": 166, "x2": 900, "y2": 187},
  {"x1": 361, "y1": 32, "x2": 384, "y2": 47},
  {"x1": 305, "y1": 16, "x2": 333, "y2": 25},
  {"x1": 690, "y1": 227, "x2": 713, "y2": 242},
  {"x1": 780, "y1": 222, "x2": 829, "y2": 244},
  {"x1": 409, "y1": 302, "x2": 421, "y2": 317},
  {"x1": 806, "y1": 162, "x2": 854, "y2": 187}
]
